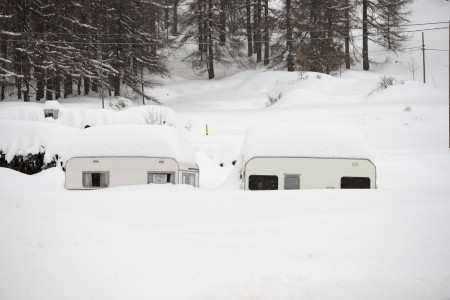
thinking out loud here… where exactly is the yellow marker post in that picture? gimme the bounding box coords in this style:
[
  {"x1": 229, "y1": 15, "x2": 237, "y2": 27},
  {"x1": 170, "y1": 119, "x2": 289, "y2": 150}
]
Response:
[{"x1": 206, "y1": 124, "x2": 209, "y2": 136}]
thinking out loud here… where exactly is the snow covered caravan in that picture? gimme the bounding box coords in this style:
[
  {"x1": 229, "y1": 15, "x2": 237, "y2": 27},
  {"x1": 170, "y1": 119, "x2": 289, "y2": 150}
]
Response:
[
  {"x1": 241, "y1": 123, "x2": 376, "y2": 190},
  {"x1": 64, "y1": 125, "x2": 199, "y2": 189}
]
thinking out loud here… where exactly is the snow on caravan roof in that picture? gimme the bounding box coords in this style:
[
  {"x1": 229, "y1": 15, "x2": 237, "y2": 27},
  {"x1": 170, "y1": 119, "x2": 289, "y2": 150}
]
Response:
[
  {"x1": 241, "y1": 123, "x2": 373, "y2": 163},
  {"x1": 66, "y1": 124, "x2": 198, "y2": 167}
]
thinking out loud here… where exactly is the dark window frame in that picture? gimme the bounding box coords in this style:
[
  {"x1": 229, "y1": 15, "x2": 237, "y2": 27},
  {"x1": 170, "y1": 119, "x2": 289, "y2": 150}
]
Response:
[
  {"x1": 341, "y1": 177, "x2": 371, "y2": 189},
  {"x1": 249, "y1": 175, "x2": 279, "y2": 190}
]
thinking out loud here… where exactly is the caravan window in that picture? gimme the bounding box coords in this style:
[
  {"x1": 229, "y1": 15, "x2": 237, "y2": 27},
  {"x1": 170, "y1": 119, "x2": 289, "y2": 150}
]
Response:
[
  {"x1": 341, "y1": 177, "x2": 371, "y2": 189},
  {"x1": 284, "y1": 175, "x2": 300, "y2": 190},
  {"x1": 182, "y1": 172, "x2": 196, "y2": 187},
  {"x1": 148, "y1": 172, "x2": 175, "y2": 184},
  {"x1": 82, "y1": 172, "x2": 109, "y2": 188},
  {"x1": 249, "y1": 175, "x2": 278, "y2": 190}
]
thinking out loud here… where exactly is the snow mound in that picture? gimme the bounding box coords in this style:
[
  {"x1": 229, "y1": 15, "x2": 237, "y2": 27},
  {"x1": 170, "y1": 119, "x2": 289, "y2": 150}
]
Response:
[
  {"x1": 0, "y1": 120, "x2": 81, "y2": 163},
  {"x1": 44, "y1": 100, "x2": 61, "y2": 110},
  {"x1": 0, "y1": 104, "x2": 182, "y2": 129},
  {"x1": 65, "y1": 124, "x2": 198, "y2": 167},
  {"x1": 241, "y1": 122, "x2": 374, "y2": 164}
]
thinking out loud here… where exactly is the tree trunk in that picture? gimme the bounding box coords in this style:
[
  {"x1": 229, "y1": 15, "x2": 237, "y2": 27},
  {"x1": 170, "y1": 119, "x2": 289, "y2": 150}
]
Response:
[
  {"x1": 23, "y1": 79, "x2": 30, "y2": 102},
  {"x1": 1, "y1": 36, "x2": 7, "y2": 101},
  {"x1": 46, "y1": 76, "x2": 53, "y2": 100},
  {"x1": 207, "y1": 0, "x2": 215, "y2": 79},
  {"x1": 84, "y1": 76, "x2": 90, "y2": 96},
  {"x1": 113, "y1": 75, "x2": 120, "y2": 96},
  {"x1": 198, "y1": 0, "x2": 205, "y2": 57},
  {"x1": 172, "y1": 0, "x2": 178, "y2": 35},
  {"x1": 345, "y1": 0, "x2": 351, "y2": 69},
  {"x1": 387, "y1": 12, "x2": 391, "y2": 50},
  {"x1": 36, "y1": 69, "x2": 44, "y2": 101},
  {"x1": 256, "y1": 0, "x2": 262, "y2": 62},
  {"x1": 0, "y1": 83, "x2": 4, "y2": 101},
  {"x1": 263, "y1": 0, "x2": 269, "y2": 66},
  {"x1": 362, "y1": 0, "x2": 369, "y2": 71},
  {"x1": 64, "y1": 75, "x2": 72, "y2": 98},
  {"x1": 54, "y1": 74, "x2": 61, "y2": 99},
  {"x1": 286, "y1": 0, "x2": 294, "y2": 71},
  {"x1": 92, "y1": 79, "x2": 98, "y2": 93},
  {"x1": 219, "y1": 0, "x2": 226, "y2": 46},
  {"x1": 246, "y1": 0, "x2": 253, "y2": 57},
  {"x1": 77, "y1": 77, "x2": 81, "y2": 95}
]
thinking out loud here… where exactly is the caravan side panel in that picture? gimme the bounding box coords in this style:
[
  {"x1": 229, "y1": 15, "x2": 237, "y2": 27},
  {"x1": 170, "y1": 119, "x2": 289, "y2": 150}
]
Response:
[
  {"x1": 244, "y1": 157, "x2": 376, "y2": 190},
  {"x1": 65, "y1": 157, "x2": 179, "y2": 189}
]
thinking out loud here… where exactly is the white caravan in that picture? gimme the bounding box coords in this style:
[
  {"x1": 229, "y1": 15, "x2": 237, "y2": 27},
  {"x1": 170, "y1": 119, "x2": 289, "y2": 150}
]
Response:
[
  {"x1": 240, "y1": 123, "x2": 376, "y2": 190},
  {"x1": 65, "y1": 125, "x2": 199, "y2": 189}
]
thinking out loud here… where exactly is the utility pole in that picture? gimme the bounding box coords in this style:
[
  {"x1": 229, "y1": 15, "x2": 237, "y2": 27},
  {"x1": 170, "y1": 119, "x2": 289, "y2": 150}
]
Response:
[
  {"x1": 141, "y1": 67, "x2": 145, "y2": 105},
  {"x1": 422, "y1": 32, "x2": 426, "y2": 84}
]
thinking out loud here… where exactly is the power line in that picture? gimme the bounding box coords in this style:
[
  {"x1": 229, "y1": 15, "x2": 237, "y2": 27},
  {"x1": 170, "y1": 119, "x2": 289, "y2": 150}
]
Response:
[
  {"x1": 425, "y1": 48, "x2": 449, "y2": 52},
  {"x1": 2, "y1": 21, "x2": 448, "y2": 37},
  {"x1": 0, "y1": 26, "x2": 448, "y2": 46}
]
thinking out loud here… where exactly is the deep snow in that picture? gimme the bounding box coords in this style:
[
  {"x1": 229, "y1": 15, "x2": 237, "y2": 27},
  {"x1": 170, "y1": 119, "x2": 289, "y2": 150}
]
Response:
[{"x1": 1, "y1": 0, "x2": 450, "y2": 299}]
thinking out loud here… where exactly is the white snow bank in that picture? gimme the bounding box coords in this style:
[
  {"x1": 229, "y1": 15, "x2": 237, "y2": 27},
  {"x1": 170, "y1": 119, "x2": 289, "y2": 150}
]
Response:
[
  {"x1": 0, "y1": 120, "x2": 81, "y2": 163},
  {"x1": 0, "y1": 104, "x2": 184, "y2": 129},
  {"x1": 241, "y1": 123, "x2": 374, "y2": 164},
  {"x1": 65, "y1": 125, "x2": 198, "y2": 167}
]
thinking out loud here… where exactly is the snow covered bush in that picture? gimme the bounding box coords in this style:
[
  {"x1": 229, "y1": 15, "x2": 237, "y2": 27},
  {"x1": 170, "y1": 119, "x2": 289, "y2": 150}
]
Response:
[
  {"x1": 109, "y1": 98, "x2": 132, "y2": 110},
  {"x1": 377, "y1": 76, "x2": 396, "y2": 90},
  {"x1": 265, "y1": 92, "x2": 283, "y2": 107},
  {"x1": 297, "y1": 70, "x2": 309, "y2": 80},
  {"x1": 144, "y1": 106, "x2": 174, "y2": 127},
  {"x1": 0, "y1": 151, "x2": 56, "y2": 175},
  {"x1": 369, "y1": 76, "x2": 397, "y2": 95}
]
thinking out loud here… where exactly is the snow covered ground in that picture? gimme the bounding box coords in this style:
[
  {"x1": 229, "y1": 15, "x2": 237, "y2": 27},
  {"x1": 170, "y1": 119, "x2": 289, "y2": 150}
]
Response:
[{"x1": 1, "y1": 0, "x2": 450, "y2": 299}]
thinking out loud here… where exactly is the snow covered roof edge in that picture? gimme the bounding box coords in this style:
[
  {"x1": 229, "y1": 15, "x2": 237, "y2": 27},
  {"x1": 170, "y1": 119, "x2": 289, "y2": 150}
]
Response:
[
  {"x1": 241, "y1": 122, "x2": 374, "y2": 164},
  {"x1": 65, "y1": 124, "x2": 198, "y2": 167}
]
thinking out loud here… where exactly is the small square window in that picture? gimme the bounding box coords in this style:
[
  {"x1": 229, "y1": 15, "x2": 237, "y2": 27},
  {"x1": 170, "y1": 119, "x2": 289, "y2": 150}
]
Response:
[
  {"x1": 284, "y1": 175, "x2": 300, "y2": 190},
  {"x1": 44, "y1": 109, "x2": 59, "y2": 119},
  {"x1": 148, "y1": 172, "x2": 174, "y2": 184},
  {"x1": 82, "y1": 172, "x2": 109, "y2": 188},
  {"x1": 182, "y1": 173, "x2": 196, "y2": 186}
]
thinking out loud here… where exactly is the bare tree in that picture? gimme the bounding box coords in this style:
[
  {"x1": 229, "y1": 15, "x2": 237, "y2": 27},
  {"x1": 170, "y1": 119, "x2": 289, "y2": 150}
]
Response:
[{"x1": 407, "y1": 56, "x2": 419, "y2": 80}]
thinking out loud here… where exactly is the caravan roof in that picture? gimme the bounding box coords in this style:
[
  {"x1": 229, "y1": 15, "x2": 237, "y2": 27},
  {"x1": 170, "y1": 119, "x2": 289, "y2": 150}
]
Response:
[
  {"x1": 66, "y1": 125, "x2": 197, "y2": 168},
  {"x1": 241, "y1": 122, "x2": 373, "y2": 164}
]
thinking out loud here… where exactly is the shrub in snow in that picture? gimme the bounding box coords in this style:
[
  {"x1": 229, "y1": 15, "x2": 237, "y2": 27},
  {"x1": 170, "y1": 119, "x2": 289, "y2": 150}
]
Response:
[
  {"x1": 404, "y1": 106, "x2": 412, "y2": 112},
  {"x1": 377, "y1": 76, "x2": 396, "y2": 90},
  {"x1": 109, "y1": 98, "x2": 132, "y2": 110},
  {"x1": 144, "y1": 106, "x2": 175, "y2": 127},
  {"x1": 297, "y1": 70, "x2": 309, "y2": 80},
  {"x1": 369, "y1": 76, "x2": 397, "y2": 95},
  {"x1": 0, "y1": 151, "x2": 56, "y2": 175},
  {"x1": 265, "y1": 92, "x2": 282, "y2": 107}
]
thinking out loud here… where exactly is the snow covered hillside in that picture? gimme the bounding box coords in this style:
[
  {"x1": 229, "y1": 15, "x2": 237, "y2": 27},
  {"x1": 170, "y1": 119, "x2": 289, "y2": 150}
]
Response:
[{"x1": 1, "y1": 0, "x2": 449, "y2": 299}]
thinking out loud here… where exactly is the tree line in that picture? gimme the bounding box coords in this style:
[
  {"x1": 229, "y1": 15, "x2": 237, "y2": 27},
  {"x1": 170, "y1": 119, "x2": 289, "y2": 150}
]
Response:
[{"x1": 0, "y1": 0, "x2": 413, "y2": 101}]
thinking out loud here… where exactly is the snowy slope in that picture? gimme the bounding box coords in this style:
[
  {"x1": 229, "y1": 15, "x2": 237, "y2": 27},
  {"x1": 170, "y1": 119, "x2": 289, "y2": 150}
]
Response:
[{"x1": 0, "y1": 0, "x2": 449, "y2": 299}]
